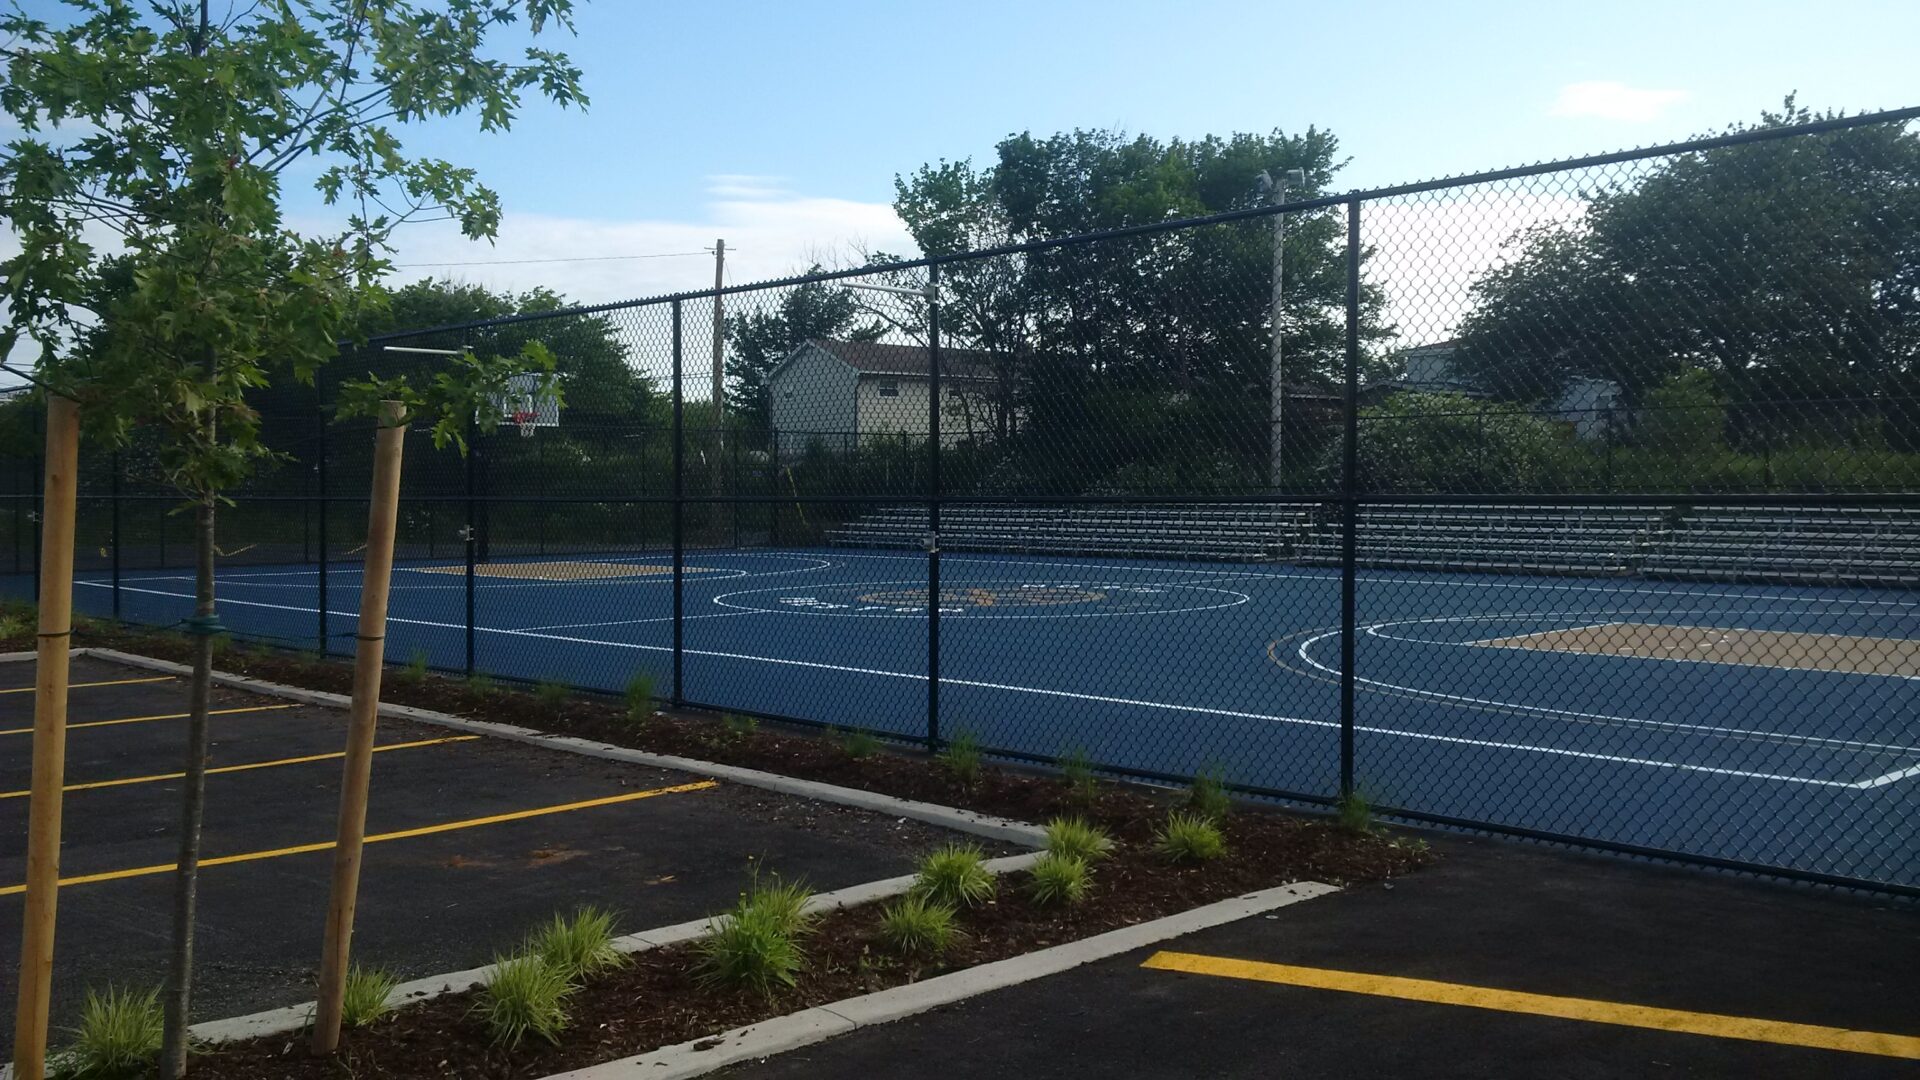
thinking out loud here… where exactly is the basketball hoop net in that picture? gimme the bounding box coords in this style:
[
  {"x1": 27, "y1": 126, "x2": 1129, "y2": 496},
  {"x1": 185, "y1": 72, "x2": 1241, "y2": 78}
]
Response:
[{"x1": 512, "y1": 408, "x2": 537, "y2": 438}]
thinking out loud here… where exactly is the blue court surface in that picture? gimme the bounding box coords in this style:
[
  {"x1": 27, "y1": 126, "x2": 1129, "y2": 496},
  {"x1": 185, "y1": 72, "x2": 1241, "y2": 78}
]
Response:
[{"x1": 70, "y1": 547, "x2": 1919, "y2": 888}]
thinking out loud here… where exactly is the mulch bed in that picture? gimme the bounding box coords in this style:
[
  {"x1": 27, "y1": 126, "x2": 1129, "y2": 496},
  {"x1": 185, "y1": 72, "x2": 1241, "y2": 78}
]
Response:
[
  {"x1": 193, "y1": 824, "x2": 1423, "y2": 1080},
  {"x1": 2, "y1": 614, "x2": 1433, "y2": 1078}
]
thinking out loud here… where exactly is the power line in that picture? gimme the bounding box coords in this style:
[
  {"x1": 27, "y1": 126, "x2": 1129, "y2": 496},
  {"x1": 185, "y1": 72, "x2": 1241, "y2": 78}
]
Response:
[{"x1": 394, "y1": 250, "x2": 714, "y2": 269}]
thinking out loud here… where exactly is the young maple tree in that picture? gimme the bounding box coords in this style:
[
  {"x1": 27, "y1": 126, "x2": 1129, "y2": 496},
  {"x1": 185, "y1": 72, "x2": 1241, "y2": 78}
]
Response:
[{"x1": 0, "y1": 3, "x2": 583, "y2": 1074}]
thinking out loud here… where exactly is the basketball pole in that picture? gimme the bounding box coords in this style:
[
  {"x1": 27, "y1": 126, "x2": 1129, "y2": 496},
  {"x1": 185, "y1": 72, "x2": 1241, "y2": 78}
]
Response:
[
  {"x1": 12, "y1": 395, "x2": 79, "y2": 1080},
  {"x1": 312, "y1": 400, "x2": 408, "y2": 1055}
]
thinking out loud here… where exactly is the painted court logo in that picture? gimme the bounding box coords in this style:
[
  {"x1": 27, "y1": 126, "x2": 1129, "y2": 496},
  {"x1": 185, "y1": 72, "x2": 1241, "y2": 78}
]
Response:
[{"x1": 853, "y1": 585, "x2": 1107, "y2": 610}]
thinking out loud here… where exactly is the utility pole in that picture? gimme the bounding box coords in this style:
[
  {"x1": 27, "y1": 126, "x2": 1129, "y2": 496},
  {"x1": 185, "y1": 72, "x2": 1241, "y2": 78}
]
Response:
[
  {"x1": 1260, "y1": 169, "x2": 1306, "y2": 491},
  {"x1": 710, "y1": 239, "x2": 726, "y2": 415}
]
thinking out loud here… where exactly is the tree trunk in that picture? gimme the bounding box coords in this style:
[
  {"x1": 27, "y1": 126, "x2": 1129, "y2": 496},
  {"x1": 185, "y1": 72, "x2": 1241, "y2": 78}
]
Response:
[{"x1": 160, "y1": 493, "x2": 217, "y2": 1078}]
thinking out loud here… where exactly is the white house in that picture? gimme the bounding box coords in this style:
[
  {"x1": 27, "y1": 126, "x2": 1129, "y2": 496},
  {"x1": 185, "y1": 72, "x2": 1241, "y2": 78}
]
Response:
[
  {"x1": 1373, "y1": 339, "x2": 1624, "y2": 441},
  {"x1": 765, "y1": 339, "x2": 1005, "y2": 459}
]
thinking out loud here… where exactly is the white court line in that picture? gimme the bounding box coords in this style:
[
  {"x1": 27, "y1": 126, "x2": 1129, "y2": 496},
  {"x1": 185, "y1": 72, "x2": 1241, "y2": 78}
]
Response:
[
  {"x1": 81, "y1": 580, "x2": 1908, "y2": 789},
  {"x1": 1293, "y1": 623, "x2": 1920, "y2": 779},
  {"x1": 511, "y1": 610, "x2": 766, "y2": 633},
  {"x1": 100, "y1": 556, "x2": 839, "y2": 592},
  {"x1": 1855, "y1": 762, "x2": 1920, "y2": 789}
]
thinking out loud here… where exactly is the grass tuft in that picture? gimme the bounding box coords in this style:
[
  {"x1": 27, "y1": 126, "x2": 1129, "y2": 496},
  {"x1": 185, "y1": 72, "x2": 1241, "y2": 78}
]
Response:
[
  {"x1": 395, "y1": 648, "x2": 430, "y2": 684},
  {"x1": 532, "y1": 906, "x2": 623, "y2": 983},
  {"x1": 1057, "y1": 745, "x2": 1097, "y2": 804},
  {"x1": 1043, "y1": 816, "x2": 1114, "y2": 863},
  {"x1": 53, "y1": 984, "x2": 162, "y2": 1080},
  {"x1": 1335, "y1": 788, "x2": 1374, "y2": 835},
  {"x1": 465, "y1": 672, "x2": 497, "y2": 696},
  {"x1": 938, "y1": 728, "x2": 984, "y2": 785},
  {"x1": 474, "y1": 953, "x2": 573, "y2": 1047},
  {"x1": 878, "y1": 893, "x2": 960, "y2": 958},
  {"x1": 624, "y1": 670, "x2": 655, "y2": 722},
  {"x1": 1156, "y1": 811, "x2": 1228, "y2": 863},
  {"x1": 837, "y1": 727, "x2": 880, "y2": 759},
  {"x1": 1026, "y1": 852, "x2": 1092, "y2": 906},
  {"x1": 911, "y1": 843, "x2": 996, "y2": 909},
  {"x1": 1186, "y1": 766, "x2": 1232, "y2": 821},
  {"x1": 340, "y1": 965, "x2": 400, "y2": 1028},
  {"x1": 695, "y1": 875, "x2": 815, "y2": 997},
  {"x1": 533, "y1": 679, "x2": 571, "y2": 707},
  {"x1": 721, "y1": 712, "x2": 759, "y2": 739},
  {"x1": 0, "y1": 611, "x2": 30, "y2": 641}
]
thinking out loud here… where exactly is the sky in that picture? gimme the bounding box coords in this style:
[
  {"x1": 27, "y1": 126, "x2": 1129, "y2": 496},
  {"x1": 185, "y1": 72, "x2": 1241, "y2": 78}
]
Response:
[
  {"x1": 343, "y1": 0, "x2": 1920, "y2": 302},
  {"x1": 3, "y1": 0, "x2": 1919, "y2": 385}
]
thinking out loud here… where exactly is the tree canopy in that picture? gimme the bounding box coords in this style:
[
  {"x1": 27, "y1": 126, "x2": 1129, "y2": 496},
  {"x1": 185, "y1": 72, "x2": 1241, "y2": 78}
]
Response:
[{"x1": 1454, "y1": 99, "x2": 1920, "y2": 417}]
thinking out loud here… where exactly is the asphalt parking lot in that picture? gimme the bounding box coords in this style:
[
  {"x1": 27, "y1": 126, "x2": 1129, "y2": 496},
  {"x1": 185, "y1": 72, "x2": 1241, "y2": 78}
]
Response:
[
  {"x1": 0, "y1": 655, "x2": 975, "y2": 1043},
  {"x1": 723, "y1": 835, "x2": 1920, "y2": 1079}
]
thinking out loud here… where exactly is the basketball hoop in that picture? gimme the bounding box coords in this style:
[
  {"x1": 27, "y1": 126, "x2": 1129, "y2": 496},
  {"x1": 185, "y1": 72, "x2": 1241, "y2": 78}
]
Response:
[{"x1": 512, "y1": 408, "x2": 537, "y2": 438}]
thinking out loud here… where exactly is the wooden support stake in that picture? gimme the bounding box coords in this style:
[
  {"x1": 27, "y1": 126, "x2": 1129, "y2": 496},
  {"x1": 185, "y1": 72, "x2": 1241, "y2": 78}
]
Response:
[
  {"x1": 311, "y1": 401, "x2": 408, "y2": 1055},
  {"x1": 12, "y1": 396, "x2": 80, "y2": 1080}
]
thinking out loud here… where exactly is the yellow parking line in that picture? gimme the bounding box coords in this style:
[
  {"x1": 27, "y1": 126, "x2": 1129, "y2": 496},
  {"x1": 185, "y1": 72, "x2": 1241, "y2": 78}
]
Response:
[
  {"x1": 0, "y1": 703, "x2": 296, "y2": 737},
  {"x1": 0, "y1": 779, "x2": 719, "y2": 895},
  {"x1": 1140, "y1": 952, "x2": 1920, "y2": 1060},
  {"x1": 0, "y1": 676, "x2": 175, "y2": 696},
  {"x1": 0, "y1": 735, "x2": 481, "y2": 799}
]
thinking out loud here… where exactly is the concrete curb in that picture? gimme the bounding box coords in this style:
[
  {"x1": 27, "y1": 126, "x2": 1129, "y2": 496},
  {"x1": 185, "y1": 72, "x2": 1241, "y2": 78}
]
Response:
[
  {"x1": 0, "y1": 650, "x2": 38, "y2": 664},
  {"x1": 540, "y1": 880, "x2": 1340, "y2": 1079},
  {"x1": 190, "y1": 852, "x2": 1043, "y2": 1046},
  {"x1": 82, "y1": 648, "x2": 1048, "y2": 847}
]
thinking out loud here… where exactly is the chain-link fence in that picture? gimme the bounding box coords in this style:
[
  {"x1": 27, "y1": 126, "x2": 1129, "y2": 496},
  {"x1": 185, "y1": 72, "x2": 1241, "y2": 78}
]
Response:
[{"x1": 4, "y1": 108, "x2": 1917, "y2": 894}]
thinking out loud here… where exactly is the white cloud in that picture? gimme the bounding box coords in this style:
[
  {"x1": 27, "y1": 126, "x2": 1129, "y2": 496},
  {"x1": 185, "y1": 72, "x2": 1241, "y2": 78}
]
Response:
[
  {"x1": 362, "y1": 175, "x2": 916, "y2": 308},
  {"x1": 1548, "y1": 81, "x2": 1688, "y2": 123}
]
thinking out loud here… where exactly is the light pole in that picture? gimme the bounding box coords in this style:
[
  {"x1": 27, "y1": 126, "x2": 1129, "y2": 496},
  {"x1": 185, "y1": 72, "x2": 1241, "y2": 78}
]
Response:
[{"x1": 1258, "y1": 168, "x2": 1306, "y2": 492}]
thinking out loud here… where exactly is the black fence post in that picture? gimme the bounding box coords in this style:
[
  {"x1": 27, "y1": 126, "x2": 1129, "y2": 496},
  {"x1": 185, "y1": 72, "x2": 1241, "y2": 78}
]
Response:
[
  {"x1": 926, "y1": 267, "x2": 943, "y2": 751},
  {"x1": 1339, "y1": 199, "x2": 1360, "y2": 802},
  {"x1": 316, "y1": 407, "x2": 329, "y2": 653},
  {"x1": 671, "y1": 300, "x2": 685, "y2": 707},
  {"x1": 110, "y1": 451, "x2": 121, "y2": 621},
  {"x1": 464, "y1": 412, "x2": 477, "y2": 677}
]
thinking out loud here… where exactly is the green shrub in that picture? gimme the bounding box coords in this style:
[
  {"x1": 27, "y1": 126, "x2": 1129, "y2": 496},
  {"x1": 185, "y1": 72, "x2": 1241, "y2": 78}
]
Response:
[
  {"x1": 1335, "y1": 789, "x2": 1374, "y2": 835},
  {"x1": 475, "y1": 953, "x2": 573, "y2": 1047},
  {"x1": 912, "y1": 843, "x2": 996, "y2": 909},
  {"x1": 1058, "y1": 746, "x2": 1097, "y2": 803},
  {"x1": 1026, "y1": 852, "x2": 1091, "y2": 906},
  {"x1": 341, "y1": 965, "x2": 400, "y2": 1028},
  {"x1": 624, "y1": 670, "x2": 655, "y2": 720},
  {"x1": 54, "y1": 985, "x2": 163, "y2": 1080},
  {"x1": 1156, "y1": 811, "x2": 1227, "y2": 863},
  {"x1": 837, "y1": 727, "x2": 880, "y2": 759},
  {"x1": 0, "y1": 610, "x2": 29, "y2": 641},
  {"x1": 532, "y1": 906, "x2": 623, "y2": 982},
  {"x1": 1043, "y1": 816, "x2": 1113, "y2": 863},
  {"x1": 696, "y1": 895, "x2": 807, "y2": 997},
  {"x1": 939, "y1": 728, "x2": 983, "y2": 785},
  {"x1": 534, "y1": 679, "x2": 570, "y2": 707},
  {"x1": 1187, "y1": 767, "x2": 1231, "y2": 821},
  {"x1": 878, "y1": 894, "x2": 960, "y2": 958}
]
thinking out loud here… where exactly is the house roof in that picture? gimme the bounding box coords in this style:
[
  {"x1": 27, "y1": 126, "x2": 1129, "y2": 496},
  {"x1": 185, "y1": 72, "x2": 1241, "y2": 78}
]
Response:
[{"x1": 802, "y1": 339, "x2": 998, "y2": 380}]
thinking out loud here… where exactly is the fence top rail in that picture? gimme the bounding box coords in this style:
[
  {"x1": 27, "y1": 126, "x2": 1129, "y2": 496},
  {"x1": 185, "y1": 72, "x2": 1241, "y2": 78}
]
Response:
[{"x1": 359, "y1": 105, "x2": 1920, "y2": 346}]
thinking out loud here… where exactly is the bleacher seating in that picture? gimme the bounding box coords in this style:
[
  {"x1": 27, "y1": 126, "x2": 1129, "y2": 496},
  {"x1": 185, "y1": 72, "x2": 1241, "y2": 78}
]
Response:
[
  {"x1": 826, "y1": 501, "x2": 1920, "y2": 586},
  {"x1": 826, "y1": 504, "x2": 1313, "y2": 561}
]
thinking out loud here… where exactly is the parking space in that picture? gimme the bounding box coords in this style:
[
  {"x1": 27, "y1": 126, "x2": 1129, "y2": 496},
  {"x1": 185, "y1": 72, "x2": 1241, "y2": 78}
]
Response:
[
  {"x1": 723, "y1": 835, "x2": 1920, "y2": 1079},
  {"x1": 0, "y1": 656, "x2": 983, "y2": 1042}
]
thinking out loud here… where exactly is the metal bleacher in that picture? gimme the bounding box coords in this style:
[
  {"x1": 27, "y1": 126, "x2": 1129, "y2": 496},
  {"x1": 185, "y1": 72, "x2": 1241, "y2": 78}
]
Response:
[
  {"x1": 826, "y1": 502, "x2": 1920, "y2": 586},
  {"x1": 826, "y1": 504, "x2": 1314, "y2": 561}
]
